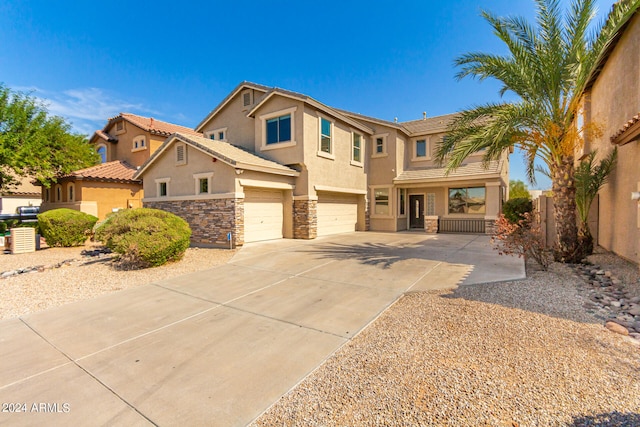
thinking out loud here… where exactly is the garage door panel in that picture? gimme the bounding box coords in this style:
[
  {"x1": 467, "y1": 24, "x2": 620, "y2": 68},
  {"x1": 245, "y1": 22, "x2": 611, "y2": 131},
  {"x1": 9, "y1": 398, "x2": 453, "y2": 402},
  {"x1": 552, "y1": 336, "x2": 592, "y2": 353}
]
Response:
[
  {"x1": 317, "y1": 193, "x2": 358, "y2": 237},
  {"x1": 244, "y1": 190, "x2": 283, "y2": 243}
]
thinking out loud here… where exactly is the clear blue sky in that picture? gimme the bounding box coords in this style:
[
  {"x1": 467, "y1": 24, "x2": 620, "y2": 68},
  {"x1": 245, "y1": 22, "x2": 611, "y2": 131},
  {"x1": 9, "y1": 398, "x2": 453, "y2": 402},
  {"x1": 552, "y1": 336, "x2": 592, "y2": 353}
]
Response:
[{"x1": 0, "y1": 0, "x2": 616, "y2": 189}]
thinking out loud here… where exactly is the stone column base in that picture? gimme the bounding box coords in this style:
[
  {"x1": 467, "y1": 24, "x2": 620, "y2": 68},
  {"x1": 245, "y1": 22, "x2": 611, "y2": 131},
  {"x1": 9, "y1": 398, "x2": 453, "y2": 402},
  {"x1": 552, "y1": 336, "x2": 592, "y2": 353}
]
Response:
[
  {"x1": 425, "y1": 216, "x2": 439, "y2": 233},
  {"x1": 293, "y1": 199, "x2": 318, "y2": 239},
  {"x1": 484, "y1": 216, "x2": 498, "y2": 235}
]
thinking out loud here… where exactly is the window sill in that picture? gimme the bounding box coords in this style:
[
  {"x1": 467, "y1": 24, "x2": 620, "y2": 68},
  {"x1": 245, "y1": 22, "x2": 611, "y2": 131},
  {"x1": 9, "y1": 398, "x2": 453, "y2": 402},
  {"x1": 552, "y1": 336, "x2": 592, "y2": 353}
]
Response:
[
  {"x1": 261, "y1": 141, "x2": 297, "y2": 151},
  {"x1": 371, "y1": 153, "x2": 388, "y2": 159},
  {"x1": 131, "y1": 147, "x2": 146, "y2": 153},
  {"x1": 317, "y1": 150, "x2": 335, "y2": 160},
  {"x1": 350, "y1": 160, "x2": 363, "y2": 168},
  {"x1": 411, "y1": 156, "x2": 431, "y2": 162}
]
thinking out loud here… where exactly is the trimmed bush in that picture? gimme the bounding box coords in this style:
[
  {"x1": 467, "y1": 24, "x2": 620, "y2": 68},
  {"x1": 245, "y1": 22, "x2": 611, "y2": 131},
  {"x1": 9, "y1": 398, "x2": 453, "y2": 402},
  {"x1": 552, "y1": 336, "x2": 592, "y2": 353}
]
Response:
[
  {"x1": 95, "y1": 208, "x2": 191, "y2": 268},
  {"x1": 0, "y1": 222, "x2": 7, "y2": 234},
  {"x1": 503, "y1": 197, "x2": 533, "y2": 224},
  {"x1": 38, "y1": 209, "x2": 97, "y2": 247}
]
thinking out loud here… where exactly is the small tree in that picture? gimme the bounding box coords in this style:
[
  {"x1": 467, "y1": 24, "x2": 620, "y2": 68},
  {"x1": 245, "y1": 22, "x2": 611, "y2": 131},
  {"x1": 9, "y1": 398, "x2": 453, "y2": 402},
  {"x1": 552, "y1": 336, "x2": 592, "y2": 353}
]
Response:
[
  {"x1": 0, "y1": 84, "x2": 99, "y2": 191},
  {"x1": 575, "y1": 148, "x2": 617, "y2": 258},
  {"x1": 38, "y1": 208, "x2": 98, "y2": 247},
  {"x1": 509, "y1": 180, "x2": 531, "y2": 199},
  {"x1": 492, "y1": 212, "x2": 552, "y2": 270}
]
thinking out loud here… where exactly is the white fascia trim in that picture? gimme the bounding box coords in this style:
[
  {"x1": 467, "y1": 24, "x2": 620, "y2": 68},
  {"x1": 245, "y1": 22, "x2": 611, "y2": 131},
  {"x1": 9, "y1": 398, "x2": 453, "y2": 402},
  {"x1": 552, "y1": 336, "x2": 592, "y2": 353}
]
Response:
[
  {"x1": 235, "y1": 162, "x2": 300, "y2": 177},
  {"x1": 314, "y1": 185, "x2": 367, "y2": 195},
  {"x1": 143, "y1": 192, "x2": 241, "y2": 203},
  {"x1": 239, "y1": 179, "x2": 295, "y2": 190}
]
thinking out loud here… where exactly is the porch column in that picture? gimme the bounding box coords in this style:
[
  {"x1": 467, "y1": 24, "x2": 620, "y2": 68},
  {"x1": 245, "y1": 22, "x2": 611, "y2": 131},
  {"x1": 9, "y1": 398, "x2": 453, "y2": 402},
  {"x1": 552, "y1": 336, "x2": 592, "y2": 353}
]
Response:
[{"x1": 484, "y1": 182, "x2": 501, "y2": 235}]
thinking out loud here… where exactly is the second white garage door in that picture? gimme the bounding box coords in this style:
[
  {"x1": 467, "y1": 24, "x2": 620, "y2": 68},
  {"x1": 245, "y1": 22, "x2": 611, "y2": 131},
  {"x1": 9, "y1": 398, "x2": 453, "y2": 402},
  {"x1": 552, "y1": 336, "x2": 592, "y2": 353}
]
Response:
[
  {"x1": 244, "y1": 189, "x2": 284, "y2": 243},
  {"x1": 317, "y1": 192, "x2": 359, "y2": 237}
]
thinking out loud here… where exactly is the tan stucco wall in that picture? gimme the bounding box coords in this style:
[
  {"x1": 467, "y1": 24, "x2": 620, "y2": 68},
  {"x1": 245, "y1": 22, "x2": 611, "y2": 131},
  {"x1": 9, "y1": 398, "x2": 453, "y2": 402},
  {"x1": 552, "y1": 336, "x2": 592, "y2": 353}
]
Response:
[
  {"x1": 141, "y1": 140, "x2": 295, "y2": 199},
  {"x1": 41, "y1": 180, "x2": 142, "y2": 220},
  {"x1": 587, "y1": 13, "x2": 640, "y2": 264},
  {"x1": 0, "y1": 196, "x2": 41, "y2": 215},
  {"x1": 302, "y1": 106, "x2": 367, "y2": 197},
  {"x1": 252, "y1": 97, "x2": 306, "y2": 166},
  {"x1": 199, "y1": 88, "x2": 267, "y2": 152}
]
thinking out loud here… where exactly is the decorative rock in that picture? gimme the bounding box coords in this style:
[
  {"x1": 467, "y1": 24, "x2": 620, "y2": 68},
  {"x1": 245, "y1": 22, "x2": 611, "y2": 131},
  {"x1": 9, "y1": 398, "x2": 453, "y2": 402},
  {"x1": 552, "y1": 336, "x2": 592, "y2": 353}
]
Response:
[
  {"x1": 605, "y1": 321, "x2": 629, "y2": 336},
  {"x1": 628, "y1": 305, "x2": 640, "y2": 316},
  {"x1": 611, "y1": 279, "x2": 622, "y2": 285},
  {"x1": 630, "y1": 296, "x2": 640, "y2": 304},
  {"x1": 604, "y1": 271, "x2": 612, "y2": 277},
  {"x1": 610, "y1": 301, "x2": 622, "y2": 308},
  {"x1": 595, "y1": 270, "x2": 605, "y2": 275}
]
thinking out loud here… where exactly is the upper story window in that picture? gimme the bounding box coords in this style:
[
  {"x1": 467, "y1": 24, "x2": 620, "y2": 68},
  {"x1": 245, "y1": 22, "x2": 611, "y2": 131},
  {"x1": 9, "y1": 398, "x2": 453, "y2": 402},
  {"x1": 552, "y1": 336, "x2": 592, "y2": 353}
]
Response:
[
  {"x1": 352, "y1": 133, "x2": 362, "y2": 164},
  {"x1": 416, "y1": 139, "x2": 427, "y2": 158},
  {"x1": 207, "y1": 127, "x2": 228, "y2": 142},
  {"x1": 132, "y1": 135, "x2": 146, "y2": 152},
  {"x1": 320, "y1": 118, "x2": 332, "y2": 154},
  {"x1": 97, "y1": 145, "x2": 107, "y2": 163},
  {"x1": 448, "y1": 187, "x2": 486, "y2": 214},
  {"x1": 260, "y1": 107, "x2": 297, "y2": 151},
  {"x1": 115, "y1": 121, "x2": 124, "y2": 132},
  {"x1": 372, "y1": 133, "x2": 388, "y2": 158},
  {"x1": 267, "y1": 114, "x2": 291, "y2": 144},
  {"x1": 176, "y1": 143, "x2": 187, "y2": 165}
]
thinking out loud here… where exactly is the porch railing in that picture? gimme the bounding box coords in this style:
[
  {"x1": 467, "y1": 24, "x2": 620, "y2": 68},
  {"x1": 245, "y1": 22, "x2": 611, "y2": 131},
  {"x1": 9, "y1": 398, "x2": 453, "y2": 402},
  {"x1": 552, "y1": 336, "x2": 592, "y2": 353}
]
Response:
[{"x1": 439, "y1": 218, "x2": 485, "y2": 234}]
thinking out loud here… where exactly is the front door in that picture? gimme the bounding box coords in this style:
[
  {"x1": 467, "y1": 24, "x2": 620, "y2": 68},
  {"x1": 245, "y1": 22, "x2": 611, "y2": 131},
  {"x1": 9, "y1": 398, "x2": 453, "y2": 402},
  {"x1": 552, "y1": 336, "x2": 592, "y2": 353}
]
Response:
[{"x1": 409, "y1": 195, "x2": 424, "y2": 229}]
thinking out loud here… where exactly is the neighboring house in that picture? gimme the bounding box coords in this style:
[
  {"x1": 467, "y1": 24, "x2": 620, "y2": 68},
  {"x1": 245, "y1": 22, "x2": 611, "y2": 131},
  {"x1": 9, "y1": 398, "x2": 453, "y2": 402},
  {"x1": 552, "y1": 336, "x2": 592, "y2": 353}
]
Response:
[
  {"x1": 0, "y1": 177, "x2": 41, "y2": 215},
  {"x1": 135, "y1": 82, "x2": 509, "y2": 246},
  {"x1": 578, "y1": 8, "x2": 640, "y2": 264},
  {"x1": 40, "y1": 113, "x2": 201, "y2": 220}
]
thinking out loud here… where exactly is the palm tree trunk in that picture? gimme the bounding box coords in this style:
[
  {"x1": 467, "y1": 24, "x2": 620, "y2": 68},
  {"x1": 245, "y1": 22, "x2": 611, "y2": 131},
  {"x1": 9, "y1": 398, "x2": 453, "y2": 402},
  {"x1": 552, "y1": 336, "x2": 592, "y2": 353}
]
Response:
[{"x1": 551, "y1": 156, "x2": 580, "y2": 263}]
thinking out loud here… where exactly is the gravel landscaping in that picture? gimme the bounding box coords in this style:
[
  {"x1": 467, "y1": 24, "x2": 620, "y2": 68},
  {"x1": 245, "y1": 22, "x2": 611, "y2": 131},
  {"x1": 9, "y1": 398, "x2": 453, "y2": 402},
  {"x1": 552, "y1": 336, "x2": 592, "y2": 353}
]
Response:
[
  {"x1": 252, "y1": 256, "x2": 640, "y2": 426},
  {"x1": 0, "y1": 243, "x2": 235, "y2": 320}
]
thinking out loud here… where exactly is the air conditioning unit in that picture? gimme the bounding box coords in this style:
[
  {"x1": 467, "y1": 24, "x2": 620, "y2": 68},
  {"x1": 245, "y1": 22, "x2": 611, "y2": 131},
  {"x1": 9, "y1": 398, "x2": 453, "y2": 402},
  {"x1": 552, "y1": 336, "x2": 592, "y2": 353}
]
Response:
[{"x1": 10, "y1": 227, "x2": 36, "y2": 254}]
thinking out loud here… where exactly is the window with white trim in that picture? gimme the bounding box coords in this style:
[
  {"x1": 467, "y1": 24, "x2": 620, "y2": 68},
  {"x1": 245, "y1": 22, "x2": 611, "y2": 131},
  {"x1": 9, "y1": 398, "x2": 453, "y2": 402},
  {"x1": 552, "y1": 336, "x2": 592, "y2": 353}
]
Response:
[
  {"x1": 320, "y1": 118, "x2": 332, "y2": 154},
  {"x1": 416, "y1": 139, "x2": 427, "y2": 158},
  {"x1": 260, "y1": 107, "x2": 297, "y2": 150},
  {"x1": 176, "y1": 143, "x2": 187, "y2": 165},
  {"x1": 352, "y1": 133, "x2": 362, "y2": 163},
  {"x1": 374, "y1": 188, "x2": 390, "y2": 216},
  {"x1": 193, "y1": 172, "x2": 213, "y2": 195},
  {"x1": 156, "y1": 178, "x2": 171, "y2": 197},
  {"x1": 132, "y1": 135, "x2": 146, "y2": 152},
  {"x1": 207, "y1": 127, "x2": 228, "y2": 141}
]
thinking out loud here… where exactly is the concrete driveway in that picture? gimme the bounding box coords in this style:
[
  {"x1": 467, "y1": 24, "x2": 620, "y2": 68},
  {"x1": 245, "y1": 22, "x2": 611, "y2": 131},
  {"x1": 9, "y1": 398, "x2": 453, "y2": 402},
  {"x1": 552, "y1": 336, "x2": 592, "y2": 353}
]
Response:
[{"x1": 0, "y1": 232, "x2": 524, "y2": 426}]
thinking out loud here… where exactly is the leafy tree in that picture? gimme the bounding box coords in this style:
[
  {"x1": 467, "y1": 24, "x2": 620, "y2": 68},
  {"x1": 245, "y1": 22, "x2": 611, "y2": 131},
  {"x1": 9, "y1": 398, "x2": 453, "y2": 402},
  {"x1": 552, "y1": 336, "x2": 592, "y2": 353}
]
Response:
[
  {"x1": 435, "y1": 0, "x2": 639, "y2": 263},
  {"x1": 509, "y1": 180, "x2": 531, "y2": 199},
  {"x1": 575, "y1": 148, "x2": 617, "y2": 258},
  {"x1": 0, "y1": 84, "x2": 99, "y2": 191}
]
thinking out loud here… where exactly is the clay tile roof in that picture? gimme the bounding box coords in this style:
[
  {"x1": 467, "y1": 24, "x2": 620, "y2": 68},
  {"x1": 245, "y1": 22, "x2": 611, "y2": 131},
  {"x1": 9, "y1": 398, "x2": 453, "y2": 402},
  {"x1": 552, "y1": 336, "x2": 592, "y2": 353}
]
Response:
[
  {"x1": 94, "y1": 129, "x2": 117, "y2": 142},
  {"x1": 66, "y1": 160, "x2": 140, "y2": 183},
  {"x1": 394, "y1": 160, "x2": 503, "y2": 183},
  {"x1": 400, "y1": 113, "x2": 458, "y2": 135},
  {"x1": 610, "y1": 112, "x2": 640, "y2": 145},
  {"x1": 111, "y1": 113, "x2": 202, "y2": 137}
]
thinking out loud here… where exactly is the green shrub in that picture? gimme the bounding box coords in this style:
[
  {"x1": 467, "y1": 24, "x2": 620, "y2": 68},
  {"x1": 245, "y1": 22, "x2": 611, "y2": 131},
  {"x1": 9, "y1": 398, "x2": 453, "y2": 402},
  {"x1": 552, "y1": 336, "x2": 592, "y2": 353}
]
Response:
[
  {"x1": 38, "y1": 208, "x2": 98, "y2": 247},
  {"x1": 5, "y1": 219, "x2": 19, "y2": 229},
  {"x1": 95, "y1": 208, "x2": 191, "y2": 268},
  {"x1": 503, "y1": 197, "x2": 533, "y2": 224},
  {"x1": 0, "y1": 222, "x2": 7, "y2": 234}
]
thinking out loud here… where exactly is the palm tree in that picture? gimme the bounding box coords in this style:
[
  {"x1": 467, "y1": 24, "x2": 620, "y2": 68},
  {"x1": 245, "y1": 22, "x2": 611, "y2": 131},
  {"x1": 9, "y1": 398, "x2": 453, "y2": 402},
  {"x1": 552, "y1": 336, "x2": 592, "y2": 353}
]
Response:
[
  {"x1": 575, "y1": 148, "x2": 617, "y2": 258},
  {"x1": 435, "y1": 0, "x2": 639, "y2": 263}
]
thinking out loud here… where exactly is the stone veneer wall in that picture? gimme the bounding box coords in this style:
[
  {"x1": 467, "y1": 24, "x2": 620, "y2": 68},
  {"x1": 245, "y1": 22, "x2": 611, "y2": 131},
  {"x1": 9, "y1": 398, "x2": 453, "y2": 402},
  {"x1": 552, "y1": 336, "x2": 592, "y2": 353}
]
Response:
[
  {"x1": 293, "y1": 199, "x2": 317, "y2": 239},
  {"x1": 424, "y1": 217, "x2": 439, "y2": 234},
  {"x1": 485, "y1": 218, "x2": 497, "y2": 235},
  {"x1": 145, "y1": 198, "x2": 244, "y2": 247}
]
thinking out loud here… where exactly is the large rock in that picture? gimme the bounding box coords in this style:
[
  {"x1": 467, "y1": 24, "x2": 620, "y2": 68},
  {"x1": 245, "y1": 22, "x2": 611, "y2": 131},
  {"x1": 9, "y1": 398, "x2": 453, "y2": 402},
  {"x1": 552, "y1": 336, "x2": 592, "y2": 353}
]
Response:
[{"x1": 605, "y1": 321, "x2": 629, "y2": 336}]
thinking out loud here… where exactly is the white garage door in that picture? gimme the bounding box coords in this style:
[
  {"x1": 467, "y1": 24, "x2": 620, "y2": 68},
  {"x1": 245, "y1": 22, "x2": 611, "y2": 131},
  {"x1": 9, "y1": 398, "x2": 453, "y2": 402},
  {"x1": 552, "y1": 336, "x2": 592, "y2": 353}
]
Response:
[
  {"x1": 317, "y1": 192, "x2": 359, "y2": 237},
  {"x1": 244, "y1": 189, "x2": 284, "y2": 243}
]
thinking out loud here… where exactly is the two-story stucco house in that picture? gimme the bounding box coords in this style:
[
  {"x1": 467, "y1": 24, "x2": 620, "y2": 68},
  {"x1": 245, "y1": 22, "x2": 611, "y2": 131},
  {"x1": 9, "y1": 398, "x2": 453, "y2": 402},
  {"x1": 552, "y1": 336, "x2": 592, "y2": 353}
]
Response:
[
  {"x1": 577, "y1": 6, "x2": 640, "y2": 265},
  {"x1": 135, "y1": 82, "x2": 509, "y2": 246},
  {"x1": 40, "y1": 113, "x2": 202, "y2": 220}
]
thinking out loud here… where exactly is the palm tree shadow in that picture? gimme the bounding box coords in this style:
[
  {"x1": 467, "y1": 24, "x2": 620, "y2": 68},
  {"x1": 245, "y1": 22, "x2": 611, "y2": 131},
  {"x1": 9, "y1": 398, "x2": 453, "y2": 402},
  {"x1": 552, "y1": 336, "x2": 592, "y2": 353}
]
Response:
[
  {"x1": 570, "y1": 411, "x2": 640, "y2": 426},
  {"x1": 300, "y1": 241, "x2": 463, "y2": 269}
]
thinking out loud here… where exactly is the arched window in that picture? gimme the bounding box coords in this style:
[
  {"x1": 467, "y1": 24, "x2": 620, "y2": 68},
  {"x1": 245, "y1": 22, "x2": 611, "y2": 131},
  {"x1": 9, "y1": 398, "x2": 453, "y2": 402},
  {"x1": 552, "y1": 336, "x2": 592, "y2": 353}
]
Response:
[
  {"x1": 97, "y1": 145, "x2": 107, "y2": 163},
  {"x1": 55, "y1": 185, "x2": 62, "y2": 202},
  {"x1": 68, "y1": 183, "x2": 75, "y2": 202}
]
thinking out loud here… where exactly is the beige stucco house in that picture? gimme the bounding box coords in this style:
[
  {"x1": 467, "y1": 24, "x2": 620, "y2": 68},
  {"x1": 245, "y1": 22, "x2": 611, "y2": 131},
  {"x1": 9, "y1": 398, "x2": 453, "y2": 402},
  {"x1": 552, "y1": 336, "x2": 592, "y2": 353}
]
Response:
[
  {"x1": 40, "y1": 113, "x2": 201, "y2": 220},
  {"x1": 578, "y1": 7, "x2": 640, "y2": 265},
  {"x1": 0, "y1": 177, "x2": 41, "y2": 215},
  {"x1": 135, "y1": 82, "x2": 509, "y2": 246}
]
